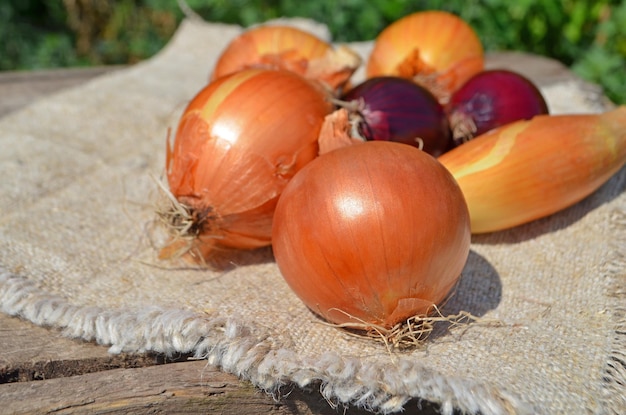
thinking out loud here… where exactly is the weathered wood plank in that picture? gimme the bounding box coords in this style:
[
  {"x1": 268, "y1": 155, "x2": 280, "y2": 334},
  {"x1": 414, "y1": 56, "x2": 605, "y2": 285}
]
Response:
[
  {"x1": 0, "y1": 360, "x2": 401, "y2": 415},
  {"x1": 2, "y1": 313, "x2": 421, "y2": 414},
  {"x1": 0, "y1": 313, "x2": 166, "y2": 383}
]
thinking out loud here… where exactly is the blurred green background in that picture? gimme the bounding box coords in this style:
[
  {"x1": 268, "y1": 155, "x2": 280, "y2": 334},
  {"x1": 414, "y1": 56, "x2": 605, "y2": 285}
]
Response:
[{"x1": 1, "y1": 0, "x2": 625, "y2": 104}]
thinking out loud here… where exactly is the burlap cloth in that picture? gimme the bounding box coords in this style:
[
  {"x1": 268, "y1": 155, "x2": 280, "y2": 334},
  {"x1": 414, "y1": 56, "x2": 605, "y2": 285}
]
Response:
[{"x1": 1, "y1": 18, "x2": 625, "y2": 415}]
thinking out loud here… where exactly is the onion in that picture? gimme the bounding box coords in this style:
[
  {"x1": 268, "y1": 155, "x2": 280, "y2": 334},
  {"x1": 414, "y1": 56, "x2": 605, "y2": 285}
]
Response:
[
  {"x1": 272, "y1": 141, "x2": 471, "y2": 332},
  {"x1": 438, "y1": 107, "x2": 626, "y2": 233},
  {"x1": 447, "y1": 69, "x2": 549, "y2": 144},
  {"x1": 211, "y1": 25, "x2": 361, "y2": 92},
  {"x1": 339, "y1": 76, "x2": 453, "y2": 156},
  {"x1": 366, "y1": 11, "x2": 484, "y2": 102},
  {"x1": 160, "y1": 69, "x2": 333, "y2": 261}
]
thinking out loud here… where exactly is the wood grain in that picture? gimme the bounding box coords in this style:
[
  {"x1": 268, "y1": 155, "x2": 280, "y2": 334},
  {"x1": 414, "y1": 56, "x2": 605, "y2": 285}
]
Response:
[
  {"x1": 0, "y1": 313, "x2": 441, "y2": 414},
  {"x1": 0, "y1": 360, "x2": 385, "y2": 415},
  {"x1": 0, "y1": 313, "x2": 166, "y2": 383}
]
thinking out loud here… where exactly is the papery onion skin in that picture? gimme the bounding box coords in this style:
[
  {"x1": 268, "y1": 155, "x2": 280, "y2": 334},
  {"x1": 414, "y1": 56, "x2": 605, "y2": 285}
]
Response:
[
  {"x1": 164, "y1": 69, "x2": 333, "y2": 259},
  {"x1": 212, "y1": 25, "x2": 329, "y2": 79},
  {"x1": 272, "y1": 141, "x2": 471, "y2": 328},
  {"x1": 438, "y1": 107, "x2": 626, "y2": 233},
  {"x1": 341, "y1": 76, "x2": 453, "y2": 156},
  {"x1": 447, "y1": 69, "x2": 549, "y2": 144},
  {"x1": 366, "y1": 11, "x2": 484, "y2": 101},
  {"x1": 211, "y1": 25, "x2": 360, "y2": 92}
]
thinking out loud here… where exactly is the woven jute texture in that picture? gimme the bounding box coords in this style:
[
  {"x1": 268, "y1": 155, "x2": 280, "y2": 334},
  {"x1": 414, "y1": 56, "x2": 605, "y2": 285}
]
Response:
[{"x1": 1, "y1": 19, "x2": 624, "y2": 415}]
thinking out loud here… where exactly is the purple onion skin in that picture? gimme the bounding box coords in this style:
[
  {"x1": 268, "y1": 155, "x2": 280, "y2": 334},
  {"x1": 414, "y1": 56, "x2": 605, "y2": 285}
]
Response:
[
  {"x1": 341, "y1": 76, "x2": 453, "y2": 157},
  {"x1": 447, "y1": 69, "x2": 549, "y2": 144}
]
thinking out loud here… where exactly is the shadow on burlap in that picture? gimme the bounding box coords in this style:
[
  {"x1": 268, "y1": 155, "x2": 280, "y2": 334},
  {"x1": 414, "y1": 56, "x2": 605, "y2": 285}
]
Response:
[{"x1": 0, "y1": 18, "x2": 624, "y2": 415}]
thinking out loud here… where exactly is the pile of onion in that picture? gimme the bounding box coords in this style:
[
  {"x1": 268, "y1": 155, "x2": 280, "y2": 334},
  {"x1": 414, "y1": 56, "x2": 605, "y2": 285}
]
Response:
[
  {"x1": 160, "y1": 68, "x2": 333, "y2": 261},
  {"x1": 154, "y1": 12, "x2": 626, "y2": 349},
  {"x1": 366, "y1": 11, "x2": 484, "y2": 103},
  {"x1": 272, "y1": 141, "x2": 471, "y2": 341}
]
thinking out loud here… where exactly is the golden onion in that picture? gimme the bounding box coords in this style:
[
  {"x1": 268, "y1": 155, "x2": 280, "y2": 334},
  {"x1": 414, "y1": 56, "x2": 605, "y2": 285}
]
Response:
[
  {"x1": 161, "y1": 69, "x2": 333, "y2": 261},
  {"x1": 273, "y1": 141, "x2": 470, "y2": 329},
  {"x1": 438, "y1": 107, "x2": 626, "y2": 233},
  {"x1": 211, "y1": 25, "x2": 360, "y2": 92},
  {"x1": 366, "y1": 11, "x2": 484, "y2": 102}
]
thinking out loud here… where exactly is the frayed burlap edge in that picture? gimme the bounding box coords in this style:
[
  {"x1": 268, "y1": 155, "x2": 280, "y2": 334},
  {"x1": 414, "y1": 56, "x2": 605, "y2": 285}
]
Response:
[
  {"x1": 0, "y1": 268, "x2": 533, "y2": 415},
  {"x1": 601, "y1": 207, "x2": 626, "y2": 414}
]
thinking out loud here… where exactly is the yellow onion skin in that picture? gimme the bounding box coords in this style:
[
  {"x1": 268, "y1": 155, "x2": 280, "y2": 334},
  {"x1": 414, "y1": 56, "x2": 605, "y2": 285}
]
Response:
[
  {"x1": 210, "y1": 25, "x2": 361, "y2": 92},
  {"x1": 366, "y1": 11, "x2": 484, "y2": 100},
  {"x1": 438, "y1": 106, "x2": 626, "y2": 234},
  {"x1": 165, "y1": 69, "x2": 333, "y2": 258},
  {"x1": 272, "y1": 141, "x2": 471, "y2": 329},
  {"x1": 211, "y1": 25, "x2": 330, "y2": 81}
]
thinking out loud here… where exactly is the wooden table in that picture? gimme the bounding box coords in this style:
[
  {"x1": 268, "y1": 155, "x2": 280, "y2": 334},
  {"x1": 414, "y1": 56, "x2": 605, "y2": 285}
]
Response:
[{"x1": 0, "y1": 55, "x2": 602, "y2": 414}]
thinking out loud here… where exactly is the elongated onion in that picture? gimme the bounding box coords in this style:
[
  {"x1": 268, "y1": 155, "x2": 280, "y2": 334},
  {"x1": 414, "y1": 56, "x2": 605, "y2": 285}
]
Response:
[
  {"x1": 366, "y1": 11, "x2": 484, "y2": 102},
  {"x1": 438, "y1": 106, "x2": 626, "y2": 233},
  {"x1": 161, "y1": 69, "x2": 333, "y2": 260},
  {"x1": 272, "y1": 141, "x2": 470, "y2": 331},
  {"x1": 211, "y1": 25, "x2": 361, "y2": 92}
]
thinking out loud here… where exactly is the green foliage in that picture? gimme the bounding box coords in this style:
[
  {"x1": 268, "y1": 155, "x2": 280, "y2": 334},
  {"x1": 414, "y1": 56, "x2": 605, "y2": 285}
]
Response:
[
  {"x1": 1, "y1": 0, "x2": 624, "y2": 104},
  {"x1": 570, "y1": 1, "x2": 626, "y2": 104},
  {"x1": 0, "y1": 0, "x2": 83, "y2": 69}
]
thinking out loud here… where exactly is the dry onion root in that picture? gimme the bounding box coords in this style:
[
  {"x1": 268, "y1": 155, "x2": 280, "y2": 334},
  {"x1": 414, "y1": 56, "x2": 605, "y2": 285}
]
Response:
[
  {"x1": 154, "y1": 176, "x2": 214, "y2": 263},
  {"x1": 158, "y1": 68, "x2": 333, "y2": 262},
  {"x1": 320, "y1": 305, "x2": 484, "y2": 350}
]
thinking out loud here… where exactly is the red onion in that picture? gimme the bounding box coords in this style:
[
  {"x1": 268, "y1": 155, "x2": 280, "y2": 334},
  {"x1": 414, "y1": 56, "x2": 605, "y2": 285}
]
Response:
[
  {"x1": 447, "y1": 69, "x2": 548, "y2": 144},
  {"x1": 340, "y1": 76, "x2": 453, "y2": 157}
]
